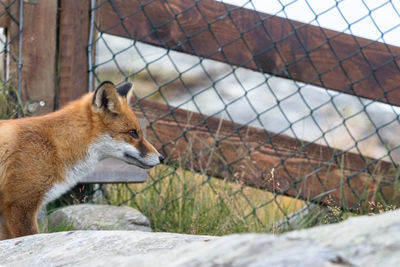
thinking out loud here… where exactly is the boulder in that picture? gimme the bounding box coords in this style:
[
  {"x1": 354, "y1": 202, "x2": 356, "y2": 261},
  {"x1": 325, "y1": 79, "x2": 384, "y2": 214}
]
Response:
[
  {"x1": 0, "y1": 231, "x2": 215, "y2": 267},
  {"x1": 1, "y1": 209, "x2": 400, "y2": 266},
  {"x1": 47, "y1": 204, "x2": 152, "y2": 232},
  {"x1": 107, "y1": 210, "x2": 400, "y2": 266}
]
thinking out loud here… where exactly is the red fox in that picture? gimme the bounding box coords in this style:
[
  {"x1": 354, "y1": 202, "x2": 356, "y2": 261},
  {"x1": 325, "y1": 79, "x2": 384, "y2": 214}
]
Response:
[{"x1": 0, "y1": 81, "x2": 164, "y2": 240}]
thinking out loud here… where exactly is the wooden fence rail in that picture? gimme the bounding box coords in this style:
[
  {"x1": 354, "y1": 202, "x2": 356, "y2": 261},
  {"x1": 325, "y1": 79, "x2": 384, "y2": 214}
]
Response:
[
  {"x1": 97, "y1": 0, "x2": 400, "y2": 107},
  {"x1": 133, "y1": 99, "x2": 399, "y2": 208}
]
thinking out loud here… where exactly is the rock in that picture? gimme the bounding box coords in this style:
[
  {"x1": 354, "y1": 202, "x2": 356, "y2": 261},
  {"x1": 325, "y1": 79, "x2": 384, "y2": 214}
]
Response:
[
  {"x1": 274, "y1": 203, "x2": 325, "y2": 231},
  {"x1": 37, "y1": 206, "x2": 48, "y2": 231},
  {"x1": 109, "y1": 210, "x2": 400, "y2": 267},
  {"x1": 0, "y1": 231, "x2": 215, "y2": 267},
  {"x1": 47, "y1": 204, "x2": 152, "y2": 232},
  {"x1": 1, "y1": 210, "x2": 400, "y2": 266}
]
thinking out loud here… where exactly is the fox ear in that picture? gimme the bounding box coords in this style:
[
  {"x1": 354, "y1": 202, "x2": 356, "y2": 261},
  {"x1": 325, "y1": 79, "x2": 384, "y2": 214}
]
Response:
[
  {"x1": 116, "y1": 82, "x2": 137, "y2": 106},
  {"x1": 93, "y1": 81, "x2": 121, "y2": 114}
]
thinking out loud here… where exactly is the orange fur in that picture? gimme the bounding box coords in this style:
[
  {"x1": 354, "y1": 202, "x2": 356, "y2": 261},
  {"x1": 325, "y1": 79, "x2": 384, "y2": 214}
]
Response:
[{"x1": 0, "y1": 82, "x2": 162, "y2": 240}]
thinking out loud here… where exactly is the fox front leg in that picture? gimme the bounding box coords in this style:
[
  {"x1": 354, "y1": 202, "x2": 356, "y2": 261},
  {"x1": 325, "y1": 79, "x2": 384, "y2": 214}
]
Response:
[
  {"x1": 3, "y1": 202, "x2": 39, "y2": 238},
  {"x1": 0, "y1": 215, "x2": 12, "y2": 240}
]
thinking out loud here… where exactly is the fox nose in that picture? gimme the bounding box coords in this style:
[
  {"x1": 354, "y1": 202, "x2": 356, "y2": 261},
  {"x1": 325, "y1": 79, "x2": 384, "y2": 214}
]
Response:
[{"x1": 159, "y1": 155, "x2": 165, "y2": 164}]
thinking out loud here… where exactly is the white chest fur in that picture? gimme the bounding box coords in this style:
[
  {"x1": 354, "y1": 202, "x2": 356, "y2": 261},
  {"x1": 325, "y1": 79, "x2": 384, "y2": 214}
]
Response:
[{"x1": 42, "y1": 134, "x2": 137, "y2": 205}]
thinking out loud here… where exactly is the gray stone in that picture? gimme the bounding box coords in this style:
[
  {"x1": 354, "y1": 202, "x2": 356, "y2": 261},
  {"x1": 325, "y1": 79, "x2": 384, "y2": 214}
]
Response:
[
  {"x1": 2, "y1": 209, "x2": 400, "y2": 266},
  {"x1": 274, "y1": 203, "x2": 325, "y2": 231},
  {"x1": 0, "y1": 231, "x2": 215, "y2": 267},
  {"x1": 37, "y1": 206, "x2": 48, "y2": 231},
  {"x1": 47, "y1": 204, "x2": 152, "y2": 232},
  {"x1": 113, "y1": 210, "x2": 400, "y2": 267}
]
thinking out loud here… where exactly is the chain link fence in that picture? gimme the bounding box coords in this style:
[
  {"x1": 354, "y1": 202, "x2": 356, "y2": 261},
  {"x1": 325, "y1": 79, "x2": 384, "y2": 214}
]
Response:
[
  {"x1": 85, "y1": 0, "x2": 400, "y2": 234},
  {"x1": 0, "y1": 0, "x2": 23, "y2": 119}
]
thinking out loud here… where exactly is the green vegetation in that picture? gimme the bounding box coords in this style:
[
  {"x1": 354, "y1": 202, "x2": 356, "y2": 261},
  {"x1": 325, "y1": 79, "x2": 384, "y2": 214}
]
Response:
[
  {"x1": 97, "y1": 157, "x2": 399, "y2": 235},
  {"x1": 101, "y1": 165, "x2": 338, "y2": 235},
  {"x1": 46, "y1": 136, "x2": 400, "y2": 235},
  {"x1": 40, "y1": 219, "x2": 75, "y2": 234},
  {"x1": 44, "y1": 163, "x2": 380, "y2": 236},
  {"x1": 0, "y1": 82, "x2": 23, "y2": 119}
]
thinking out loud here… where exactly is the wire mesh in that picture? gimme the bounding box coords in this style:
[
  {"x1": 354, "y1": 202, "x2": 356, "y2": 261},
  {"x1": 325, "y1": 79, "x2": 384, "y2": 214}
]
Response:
[
  {"x1": 88, "y1": 0, "x2": 400, "y2": 233},
  {"x1": 0, "y1": 0, "x2": 23, "y2": 119}
]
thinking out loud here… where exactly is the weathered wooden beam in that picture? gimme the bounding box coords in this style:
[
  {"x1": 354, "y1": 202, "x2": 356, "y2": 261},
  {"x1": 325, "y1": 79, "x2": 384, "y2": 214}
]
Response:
[
  {"x1": 8, "y1": 0, "x2": 57, "y2": 115},
  {"x1": 0, "y1": 0, "x2": 11, "y2": 28},
  {"x1": 58, "y1": 0, "x2": 90, "y2": 108},
  {"x1": 80, "y1": 158, "x2": 147, "y2": 184},
  {"x1": 97, "y1": 0, "x2": 400, "y2": 106},
  {"x1": 133, "y1": 99, "x2": 399, "y2": 209}
]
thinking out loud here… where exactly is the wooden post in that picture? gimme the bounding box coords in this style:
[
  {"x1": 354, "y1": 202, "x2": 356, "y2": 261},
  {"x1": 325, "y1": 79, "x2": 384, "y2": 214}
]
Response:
[
  {"x1": 8, "y1": 0, "x2": 57, "y2": 116},
  {"x1": 7, "y1": 0, "x2": 91, "y2": 113},
  {"x1": 58, "y1": 0, "x2": 91, "y2": 108},
  {"x1": 0, "y1": 0, "x2": 11, "y2": 28}
]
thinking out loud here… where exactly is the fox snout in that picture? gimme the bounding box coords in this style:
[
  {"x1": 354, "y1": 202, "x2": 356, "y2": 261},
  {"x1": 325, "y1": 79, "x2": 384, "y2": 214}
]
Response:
[
  {"x1": 121, "y1": 138, "x2": 164, "y2": 169},
  {"x1": 123, "y1": 151, "x2": 162, "y2": 169}
]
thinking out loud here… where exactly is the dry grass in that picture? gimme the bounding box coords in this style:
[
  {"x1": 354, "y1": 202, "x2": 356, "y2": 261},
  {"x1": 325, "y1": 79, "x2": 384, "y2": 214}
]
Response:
[
  {"x1": 103, "y1": 164, "x2": 306, "y2": 235},
  {"x1": 0, "y1": 83, "x2": 22, "y2": 119}
]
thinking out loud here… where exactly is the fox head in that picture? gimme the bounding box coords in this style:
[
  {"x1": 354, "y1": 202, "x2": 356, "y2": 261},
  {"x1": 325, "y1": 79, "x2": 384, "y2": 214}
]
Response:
[{"x1": 91, "y1": 81, "x2": 164, "y2": 169}]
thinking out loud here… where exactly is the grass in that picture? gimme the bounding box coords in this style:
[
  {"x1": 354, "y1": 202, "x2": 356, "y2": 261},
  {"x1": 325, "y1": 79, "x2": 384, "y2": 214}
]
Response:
[
  {"x1": 46, "y1": 162, "x2": 370, "y2": 236},
  {"x1": 0, "y1": 82, "x2": 23, "y2": 119},
  {"x1": 101, "y1": 165, "x2": 332, "y2": 235},
  {"x1": 97, "y1": 155, "x2": 400, "y2": 235},
  {"x1": 40, "y1": 219, "x2": 76, "y2": 234}
]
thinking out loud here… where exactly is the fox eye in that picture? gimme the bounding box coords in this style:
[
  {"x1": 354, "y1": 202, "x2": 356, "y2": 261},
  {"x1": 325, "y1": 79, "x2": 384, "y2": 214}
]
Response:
[{"x1": 128, "y1": 129, "x2": 139, "y2": 139}]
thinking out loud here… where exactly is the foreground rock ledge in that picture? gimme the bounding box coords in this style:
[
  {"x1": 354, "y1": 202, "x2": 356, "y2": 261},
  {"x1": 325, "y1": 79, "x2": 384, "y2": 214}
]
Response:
[
  {"x1": 0, "y1": 231, "x2": 215, "y2": 267},
  {"x1": 1, "y1": 210, "x2": 400, "y2": 266}
]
